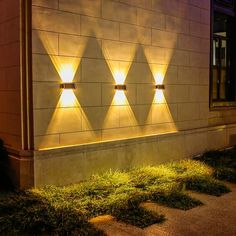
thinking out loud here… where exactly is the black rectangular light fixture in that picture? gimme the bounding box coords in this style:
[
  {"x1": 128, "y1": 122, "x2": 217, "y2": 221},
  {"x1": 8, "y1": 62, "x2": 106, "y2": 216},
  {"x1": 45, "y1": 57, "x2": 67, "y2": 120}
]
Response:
[
  {"x1": 115, "y1": 84, "x2": 127, "y2": 90},
  {"x1": 155, "y1": 84, "x2": 165, "y2": 90},
  {"x1": 60, "y1": 82, "x2": 76, "y2": 89}
]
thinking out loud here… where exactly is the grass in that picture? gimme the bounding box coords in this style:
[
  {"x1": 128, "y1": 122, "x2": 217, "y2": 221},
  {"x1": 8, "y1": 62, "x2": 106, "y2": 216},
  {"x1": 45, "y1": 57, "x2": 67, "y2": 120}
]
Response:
[
  {"x1": 0, "y1": 155, "x2": 233, "y2": 235},
  {"x1": 195, "y1": 146, "x2": 236, "y2": 183}
]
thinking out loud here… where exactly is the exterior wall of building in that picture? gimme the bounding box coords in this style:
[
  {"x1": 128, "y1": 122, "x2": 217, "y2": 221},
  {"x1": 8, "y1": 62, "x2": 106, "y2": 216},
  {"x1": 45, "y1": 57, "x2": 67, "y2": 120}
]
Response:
[
  {"x1": 0, "y1": 0, "x2": 34, "y2": 188},
  {"x1": 2, "y1": 0, "x2": 236, "y2": 188},
  {"x1": 32, "y1": 0, "x2": 211, "y2": 149},
  {"x1": 0, "y1": 0, "x2": 22, "y2": 149},
  {"x1": 30, "y1": 0, "x2": 236, "y2": 186}
]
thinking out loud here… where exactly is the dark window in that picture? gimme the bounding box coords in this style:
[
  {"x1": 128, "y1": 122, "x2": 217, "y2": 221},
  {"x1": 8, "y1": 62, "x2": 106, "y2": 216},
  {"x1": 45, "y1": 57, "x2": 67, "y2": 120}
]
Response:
[
  {"x1": 215, "y1": 0, "x2": 234, "y2": 8},
  {"x1": 211, "y1": 0, "x2": 236, "y2": 106}
]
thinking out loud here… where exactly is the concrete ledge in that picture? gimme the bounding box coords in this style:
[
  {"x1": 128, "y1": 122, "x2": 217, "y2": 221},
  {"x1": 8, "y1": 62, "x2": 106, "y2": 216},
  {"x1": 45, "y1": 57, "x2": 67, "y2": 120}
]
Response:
[
  {"x1": 33, "y1": 124, "x2": 236, "y2": 187},
  {"x1": 34, "y1": 130, "x2": 177, "y2": 159}
]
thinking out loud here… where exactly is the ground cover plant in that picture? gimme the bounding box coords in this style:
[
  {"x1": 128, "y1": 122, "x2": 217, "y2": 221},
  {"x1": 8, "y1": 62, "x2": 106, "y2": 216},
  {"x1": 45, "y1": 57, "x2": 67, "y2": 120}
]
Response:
[
  {"x1": 195, "y1": 146, "x2": 236, "y2": 183},
  {"x1": 0, "y1": 157, "x2": 232, "y2": 235}
]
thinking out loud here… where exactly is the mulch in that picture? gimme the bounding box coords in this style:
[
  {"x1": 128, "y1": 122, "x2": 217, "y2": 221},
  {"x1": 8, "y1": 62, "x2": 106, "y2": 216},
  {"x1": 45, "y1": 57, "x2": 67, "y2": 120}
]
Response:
[{"x1": 0, "y1": 171, "x2": 13, "y2": 192}]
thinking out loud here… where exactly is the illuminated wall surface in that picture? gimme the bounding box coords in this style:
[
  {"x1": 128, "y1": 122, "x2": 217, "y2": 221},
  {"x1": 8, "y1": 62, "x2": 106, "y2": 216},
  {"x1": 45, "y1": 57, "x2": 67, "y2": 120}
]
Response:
[
  {"x1": 32, "y1": 0, "x2": 213, "y2": 150},
  {"x1": 0, "y1": 0, "x2": 22, "y2": 149}
]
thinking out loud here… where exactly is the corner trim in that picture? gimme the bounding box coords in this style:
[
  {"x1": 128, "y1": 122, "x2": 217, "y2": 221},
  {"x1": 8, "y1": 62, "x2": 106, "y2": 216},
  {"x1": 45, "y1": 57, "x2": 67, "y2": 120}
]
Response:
[{"x1": 20, "y1": 0, "x2": 34, "y2": 151}]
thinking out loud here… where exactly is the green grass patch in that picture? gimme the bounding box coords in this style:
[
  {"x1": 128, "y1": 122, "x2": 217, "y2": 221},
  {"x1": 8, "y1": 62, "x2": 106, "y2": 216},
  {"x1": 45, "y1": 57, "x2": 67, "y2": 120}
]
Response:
[
  {"x1": 214, "y1": 167, "x2": 236, "y2": 182},
  {"x1": 195, "y1": 147, "x2": 236, "y2": 183},
  {"x1": 150, "y1": 191, "x2": 202, "y2": 210},
  {"x1": 112, "y1": 203, "x2": 165, "y2": 228},
  {"x1": 184, "y1": 177, "x2": 230, "y2": 196},
  {"x1": 0, "y1": 191, "x2": 104, "y2": 236},
  {"x1": 0, "y1": 159, "x2": 231, "y2": 235}
]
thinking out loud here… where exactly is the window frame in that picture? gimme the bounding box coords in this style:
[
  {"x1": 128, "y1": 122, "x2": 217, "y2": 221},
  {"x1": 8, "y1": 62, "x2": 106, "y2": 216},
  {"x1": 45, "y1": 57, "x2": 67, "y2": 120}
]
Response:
[
  {"x1": 215, "y1": 0, "x2": 234, "y2": 8},
  {"x1": 210, "y1": 0, "x2": 236, "y2": 108}
]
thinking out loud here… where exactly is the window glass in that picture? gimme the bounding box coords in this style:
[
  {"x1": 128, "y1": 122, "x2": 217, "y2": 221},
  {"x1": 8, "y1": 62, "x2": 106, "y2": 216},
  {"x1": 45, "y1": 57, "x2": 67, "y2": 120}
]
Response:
[
  {"x1": 211, "y1": 0, "x2": 236, "y2": 106},
  {"x1": 211, "y1": 13, "x2": 231, "y2": 102}
]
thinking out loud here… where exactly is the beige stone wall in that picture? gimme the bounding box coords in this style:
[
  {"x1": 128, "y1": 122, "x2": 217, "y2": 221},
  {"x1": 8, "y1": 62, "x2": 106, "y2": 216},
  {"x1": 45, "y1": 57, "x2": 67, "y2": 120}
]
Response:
[
  {"x1": 34, "y1": 123, "x2": 236, "y2": 187},
  {"x1": 208, "y1": 109, "x2": 236, "y2": 127},
  {"x1": 0, "y1": 0, "x2": 22, "y2": 149},
  {"x1": 32, "y1": 0, "x2": 211, "y2": 150}
]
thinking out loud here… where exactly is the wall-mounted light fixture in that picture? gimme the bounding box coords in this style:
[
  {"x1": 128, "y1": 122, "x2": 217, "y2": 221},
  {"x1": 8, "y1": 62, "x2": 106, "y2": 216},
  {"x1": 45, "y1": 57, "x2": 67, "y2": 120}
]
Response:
[
  {"x1": 60, "y1": 82, "x2": 76, "y2": 90},
  {"x1": 115, "y1": 84, "x2": 127, "y2": 90},
  {"x1": 155, "y1": 84, "x2": 165, "y2": 90}
]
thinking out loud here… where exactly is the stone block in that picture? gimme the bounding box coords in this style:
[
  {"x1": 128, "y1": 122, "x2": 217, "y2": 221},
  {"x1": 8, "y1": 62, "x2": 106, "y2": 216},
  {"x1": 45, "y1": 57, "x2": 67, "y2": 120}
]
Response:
[
  {"x1": 166, "y1": 15, "x2": 189, "y2": 34},
  {"x1": 102, "y1": 0, "x2": 137, "y2": 24},
  {"x1": 189, "y1": 52, "x2": 209, "y2": 68},
  {"x1": 102, "y1": 40, "x2": 137, "y2": 61},
  {"x1": 32, "y1": 30, "x2": 58, "y2": 55},
  {"x1": 178, "y1": 66, "x2": 199, "y2": 85},
  {"x1": 32, "y1": 0, "x2": 58, "y2": 9},
  {"x1": 59, "y1": 0, "x2": 101, "y2": 17},
  {"x1": 32, "y1": 6, "x2": 80, "y2": 35},
  {"x1": 34, "y1": 134, "x2": 60, "y2": 149},
  {"x1": 34, "y1": 107, "x2": 82, "y2": 135},
  {"x1": 60, "y1": 130, "x2": 102, "y2": 146},
  {"x1": 81, "y1": 15, "x2": 119, "y2": 40},
  {"x1": 120, "y1": 23, "x2": 151, "y2": 44},
  {"x1": 189, "y1": 85, "x2": 209, "y2": 102},
  {"x1": 164, "y1": 85, "x2": 189, "y2": 103},
  {"x1": 59, "y1": 34, "x2": 102, "y2": 58},
  {"x1": 81, "y1": 58, "x2": 114, "y2": 83},
  {"x1": 152, "y1": 29, "x2": 177, "y2": 48},
  {"x1": 178, "y1": 103, "x2": 200, "y2": 121},
  {"x1": 207, "y1": 128, "x2": 227, "y2": 150},
  {"x1": 137, "y1": 8, "x2": 165, "y2": 29}
]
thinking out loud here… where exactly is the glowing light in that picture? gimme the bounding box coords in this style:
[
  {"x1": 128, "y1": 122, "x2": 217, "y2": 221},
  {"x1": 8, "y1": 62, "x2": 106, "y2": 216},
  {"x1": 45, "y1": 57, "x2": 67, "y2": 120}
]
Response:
[
  {"x1": 59, "y1": 64, "x2": 75, "y2": 83},
  {"x1": 154, "y1": 72, "x2": 165, "y2": 84},
  {"x1": 102, "y1": 41, "x2": 137, "y2": 83},
  {"x1": 59, "y1": 90, "x2": 78, "y2": 107},
  {"x1": 113, "y1": 70, "x2": 126, "y2": 85},
  {"x1": 153, "y1": 90, "x2": 165, "y2": 104},
  {"x1": 113, "y1": 91, "x2": 127, "y2": 106},
  {"x1": 33, "y1": 29, "x2": 98, "y2": 149}
]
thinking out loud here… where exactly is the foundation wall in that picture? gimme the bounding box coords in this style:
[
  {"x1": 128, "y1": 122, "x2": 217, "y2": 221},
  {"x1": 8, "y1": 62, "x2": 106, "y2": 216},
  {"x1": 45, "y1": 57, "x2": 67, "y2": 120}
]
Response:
[{"x1": 34, "y1": 124, "x2": 236, "y2": 187}]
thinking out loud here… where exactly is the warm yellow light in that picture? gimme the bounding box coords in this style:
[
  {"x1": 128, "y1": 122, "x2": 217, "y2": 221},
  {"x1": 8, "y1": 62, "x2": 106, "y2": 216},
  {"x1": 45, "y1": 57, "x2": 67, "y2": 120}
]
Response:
[
  {"x1": 114, "y1": 70, "x2": 126, "y2": 85},
  {"x1": 154, "y1": 72, "x2": 165, "y2": 85},
  {"x1": 113, "y1": 90, "x2": 128, "y2": 105},
  {"x1": 59, "y1": 90, "x2": 78, "y2": 107},
  {"x1": 59, "y1": 64, "x2": 75, "y2": 83},
  {"x1": 153, "y1": 90, "x2": 165, "y2": 104}
]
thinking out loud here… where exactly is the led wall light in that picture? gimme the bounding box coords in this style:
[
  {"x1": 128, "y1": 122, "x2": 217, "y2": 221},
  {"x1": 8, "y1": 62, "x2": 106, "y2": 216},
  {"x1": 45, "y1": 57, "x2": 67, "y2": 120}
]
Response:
[
  {"x1": 60, "y1": 82, "x2": 76, "y2": 89},
  {"x1": 115, "y1": 84, "x2": 127, "y2": 90},
  {"x1": 155, "y1": 84, "x2": 165, "y2": 90}
]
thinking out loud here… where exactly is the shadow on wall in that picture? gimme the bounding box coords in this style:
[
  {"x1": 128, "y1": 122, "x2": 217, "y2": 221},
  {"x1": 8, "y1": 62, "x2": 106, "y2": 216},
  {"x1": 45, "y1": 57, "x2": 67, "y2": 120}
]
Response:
[
  {"x1": 0, "y1": 139, "x2": 13, "y2": 190},
  {"x1": 33, "y1": 29, "x2": 179, "y2": 149},
  {"x1": 33, "y1": 1, "x2": 205, "y2": 149}
]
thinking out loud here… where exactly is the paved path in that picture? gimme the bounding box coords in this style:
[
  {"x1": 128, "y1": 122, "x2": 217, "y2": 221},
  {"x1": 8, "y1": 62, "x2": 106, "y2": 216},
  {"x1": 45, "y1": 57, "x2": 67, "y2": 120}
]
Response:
[{"x1": 91, "y1": 183, "x2": 236, "y2": 236}]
